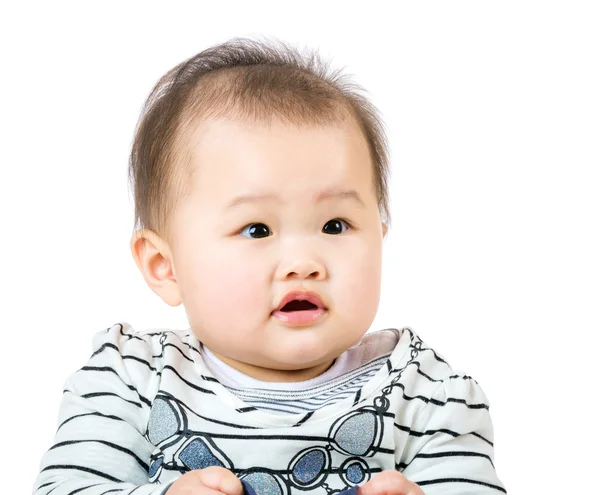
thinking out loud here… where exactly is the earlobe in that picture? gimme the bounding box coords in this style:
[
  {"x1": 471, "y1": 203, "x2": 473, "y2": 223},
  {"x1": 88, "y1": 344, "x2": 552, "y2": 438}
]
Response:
[{"x1": 130, "y1": 229, "x2": 182, "y2": 307}]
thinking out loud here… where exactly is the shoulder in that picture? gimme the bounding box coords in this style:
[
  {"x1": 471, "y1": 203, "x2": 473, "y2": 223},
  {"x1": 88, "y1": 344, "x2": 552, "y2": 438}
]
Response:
[
  {"x1": 93, "y1": 321, "x2": 196, "y2": 356},
  {"x1": 384, "y1": 329, "x2": 494, "y2": 441},
  {"x1": 386, "y1": 327, "x2": 491, "y2": 413},
  {"x1": 395, "y1": 327, "x2": 483, "y2": 380},
  {"x1": 87, "y1": 322, "x2": 200, "y2": 388}
]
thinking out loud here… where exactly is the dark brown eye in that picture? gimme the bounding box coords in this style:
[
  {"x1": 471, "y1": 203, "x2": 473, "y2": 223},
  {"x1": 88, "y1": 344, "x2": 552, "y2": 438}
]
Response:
[
  {"x1": 240, "y1": 223, "x2": 271, "y2": 239},
  {"x1": 323, "y1": 219, "x2": 350, "y2": 235}
]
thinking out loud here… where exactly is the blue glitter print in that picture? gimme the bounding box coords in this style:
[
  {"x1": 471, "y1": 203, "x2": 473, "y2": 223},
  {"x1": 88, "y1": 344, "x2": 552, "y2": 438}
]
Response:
[
  {"x1": 346, "y1": 463, "x2": 364, "y2": 483},
  {"x1": 333, "y1": 411, "x2": 376, "y2": 455},
  {"x1": 242, "y1": 480, "x2": 258, "y2": 495},
  {"x1": 292, "y1": 449, "x2": 325, "y2": 484},
  {"x1": 147, "y1": 398, "x2": 180, "y2": 444},
  {"x1": 240, "y1": 472, "x2": 283, "y2": 495},
  {"x1": 148, "y1": 456, "x2": 163, "y2": 478},
  {"x1": 178, "y1": 437, "x2": 224, "y2": 470}
]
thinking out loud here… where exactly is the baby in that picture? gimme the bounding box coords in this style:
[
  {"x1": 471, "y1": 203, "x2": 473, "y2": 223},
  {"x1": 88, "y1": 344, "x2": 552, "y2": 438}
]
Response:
[{"x1": 33, "y1": 38, "x2": 505, "y2": 495}]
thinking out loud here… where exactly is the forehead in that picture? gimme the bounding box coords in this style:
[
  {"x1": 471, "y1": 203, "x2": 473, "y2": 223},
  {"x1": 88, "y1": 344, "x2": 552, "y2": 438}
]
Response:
[{"x1": 185, "y1": 117, "x2": 375, "y2": 207}]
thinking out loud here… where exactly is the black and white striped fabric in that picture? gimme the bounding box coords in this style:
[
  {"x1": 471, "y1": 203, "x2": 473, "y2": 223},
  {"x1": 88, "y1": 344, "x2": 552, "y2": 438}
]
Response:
[
  {"x1": 33, "y1": 323, "x2": 505, "y2": 495},
  {"x1": 218, "y1": 357, "x2": 389, "y2": 415},
  {"x1": 201, "y1": 331, "x2": 397, "y2": 415}
]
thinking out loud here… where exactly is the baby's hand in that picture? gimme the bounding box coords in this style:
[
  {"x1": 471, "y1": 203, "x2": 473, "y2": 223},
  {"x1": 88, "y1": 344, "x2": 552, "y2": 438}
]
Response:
[
  {"x1": 165, "y1": 466, "x2": 244, "y2": 495},
  {"x1": 357, "y1": 470, "x2": 424, "y2": 495}
]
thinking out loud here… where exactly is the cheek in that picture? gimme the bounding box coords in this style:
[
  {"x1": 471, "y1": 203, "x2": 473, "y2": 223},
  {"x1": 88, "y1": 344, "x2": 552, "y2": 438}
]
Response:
[
  {"x1": 336, "y1": 239, "x2": 383, "y2": 314},
  {"x1": 186, "y1": 245, "x2": 267, "y2": 326}
]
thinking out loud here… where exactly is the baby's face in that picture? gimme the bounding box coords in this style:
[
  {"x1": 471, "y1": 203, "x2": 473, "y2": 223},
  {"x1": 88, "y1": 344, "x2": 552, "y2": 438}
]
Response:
[{"x1": 169, "y1": 116, "x2": 386, "y2": 381}]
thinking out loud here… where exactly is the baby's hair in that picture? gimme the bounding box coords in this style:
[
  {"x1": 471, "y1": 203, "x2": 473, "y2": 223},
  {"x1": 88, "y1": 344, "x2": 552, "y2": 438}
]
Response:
[{"x1": 128, "y1": 37, "x2": 391, "y2": 242}]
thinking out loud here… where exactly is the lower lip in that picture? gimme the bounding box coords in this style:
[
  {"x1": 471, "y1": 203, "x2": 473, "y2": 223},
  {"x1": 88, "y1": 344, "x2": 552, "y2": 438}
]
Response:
[{"x1": 271, "y1": 308, "x2": 327, "y2": 326}]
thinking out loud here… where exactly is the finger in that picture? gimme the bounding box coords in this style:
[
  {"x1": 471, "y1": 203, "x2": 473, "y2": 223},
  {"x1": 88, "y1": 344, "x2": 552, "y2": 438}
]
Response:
[
  {"x1": 165, "y1": 476, "x2": 231, "y2": 495},
  {"x1": 194, "y1": 466, "x2": 244, "y2": 495},
  {"x1": 358, "y1": 471, "x2": 423, "y2": 495},
  {"x1": 194, "y1": 485, "x2": 232, "y2": 495}
]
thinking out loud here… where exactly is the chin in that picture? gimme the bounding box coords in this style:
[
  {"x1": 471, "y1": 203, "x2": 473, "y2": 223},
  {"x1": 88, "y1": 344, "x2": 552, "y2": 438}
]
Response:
[{"x1": 268, "y1": 340, "x2": 338, "y2": 369}]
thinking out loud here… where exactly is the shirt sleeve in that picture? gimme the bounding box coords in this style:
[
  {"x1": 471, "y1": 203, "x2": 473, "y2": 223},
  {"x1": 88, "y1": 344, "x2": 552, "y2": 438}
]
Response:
[
  {"x1": 32, "y1": 324, "x2": 172, "y2": 495},
  {"x1": 398, "y1": 377, "x2": 506, "y2": 494}
]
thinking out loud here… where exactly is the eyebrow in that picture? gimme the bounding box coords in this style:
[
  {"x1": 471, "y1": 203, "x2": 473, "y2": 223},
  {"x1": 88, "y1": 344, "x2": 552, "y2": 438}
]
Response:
[{"x1": 225, "y1": 189, "x2": 366, "y2": 210}]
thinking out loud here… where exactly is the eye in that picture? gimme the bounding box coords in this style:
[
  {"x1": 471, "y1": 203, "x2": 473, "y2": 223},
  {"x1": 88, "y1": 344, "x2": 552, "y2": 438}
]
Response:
[
  {"x1": 239, "y1": 223, "x2": 272, "y2": 239},
  {"x1": 322, "y1": 218, "x2": 351, "y2": 235}
]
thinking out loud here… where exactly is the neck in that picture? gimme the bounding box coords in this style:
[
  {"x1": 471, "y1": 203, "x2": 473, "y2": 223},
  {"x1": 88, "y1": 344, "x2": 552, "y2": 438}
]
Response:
[{"x1": 209, "y1": 349, "x2": 335, "y2": 382}]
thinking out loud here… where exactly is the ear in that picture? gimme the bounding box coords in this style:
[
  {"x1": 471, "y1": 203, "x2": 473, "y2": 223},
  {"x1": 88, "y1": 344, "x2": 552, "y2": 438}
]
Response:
[
  {"x1": 130, "y1": 229, "x2": 182, "y2": 307},
  {"x1": 381, "y1": 222, "x2": 388, "y2": 238}
]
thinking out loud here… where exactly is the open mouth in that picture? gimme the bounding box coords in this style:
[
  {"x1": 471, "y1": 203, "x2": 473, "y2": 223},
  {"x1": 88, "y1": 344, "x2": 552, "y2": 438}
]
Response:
[
  {"x1": 280, "y1": 300, "x2": 319, "y2": 312},
  {"x1": 272, "y1": 295, "x2": 327, "y2": 326}
]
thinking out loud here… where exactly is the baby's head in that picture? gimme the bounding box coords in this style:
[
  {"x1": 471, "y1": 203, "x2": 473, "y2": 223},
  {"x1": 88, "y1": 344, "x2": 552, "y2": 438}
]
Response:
[{"x1": 129, "y1": 38, "x2": 391, "y2": 381}]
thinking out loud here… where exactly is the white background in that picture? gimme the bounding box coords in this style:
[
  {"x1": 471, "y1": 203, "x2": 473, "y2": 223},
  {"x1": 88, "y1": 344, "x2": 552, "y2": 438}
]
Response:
[{"x1": 1, "y1": 1, "x2": 598, "y2": 493}]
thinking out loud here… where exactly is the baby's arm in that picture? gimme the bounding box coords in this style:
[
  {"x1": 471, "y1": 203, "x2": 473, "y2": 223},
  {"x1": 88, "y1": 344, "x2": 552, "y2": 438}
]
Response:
[
  {"x1": 396, "y1": 377, "x2": 506, "y2": 494},
  {"x1": 33, "y1": 325, "x2": 169, "y2": 495}
]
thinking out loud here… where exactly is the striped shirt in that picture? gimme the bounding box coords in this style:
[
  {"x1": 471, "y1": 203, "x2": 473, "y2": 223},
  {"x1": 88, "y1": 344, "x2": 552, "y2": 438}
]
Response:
[
  {"x1": 32, "y1": 323, "x2": 505, "y2": 495},
  {"x1": 201, "y1": 331, "x2": 396, "y2": 415}
]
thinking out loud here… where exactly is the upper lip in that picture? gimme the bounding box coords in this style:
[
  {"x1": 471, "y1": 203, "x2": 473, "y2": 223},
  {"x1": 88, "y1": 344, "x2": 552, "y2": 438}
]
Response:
[{"x1": 274, "y1": 290, "x2": 327, "y2": 312}]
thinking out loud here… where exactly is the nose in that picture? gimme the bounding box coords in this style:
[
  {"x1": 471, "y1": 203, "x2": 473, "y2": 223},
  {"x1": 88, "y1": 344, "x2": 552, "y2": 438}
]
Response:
[{"x1": 276, "y1": 256, "x2": 327, "y2": 281}]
